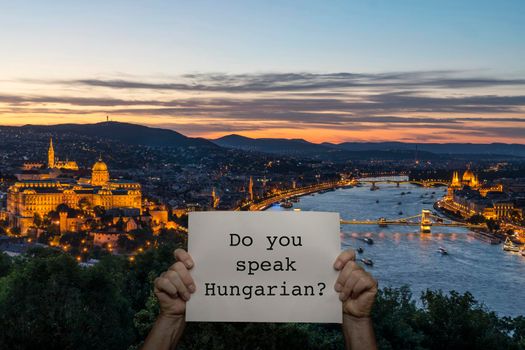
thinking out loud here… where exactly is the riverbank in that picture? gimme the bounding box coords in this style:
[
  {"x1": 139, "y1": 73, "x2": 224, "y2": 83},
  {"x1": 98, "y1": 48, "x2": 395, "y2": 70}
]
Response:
[{"x1": 248, "y1": 180, "x2": 354, "y2": 211}]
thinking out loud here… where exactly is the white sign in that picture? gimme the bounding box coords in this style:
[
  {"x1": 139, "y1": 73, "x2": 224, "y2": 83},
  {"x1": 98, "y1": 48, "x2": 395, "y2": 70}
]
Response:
[{"x1": 186, "y1": 211, "x2": 342, "y2": 323}]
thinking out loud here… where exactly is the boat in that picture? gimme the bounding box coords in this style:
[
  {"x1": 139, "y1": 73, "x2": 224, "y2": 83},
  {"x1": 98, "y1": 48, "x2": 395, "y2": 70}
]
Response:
[
  {"x1": 376, "y1": 200, "x2": 379, "y2": 203},
  {"x1": 398, "y1": 211, "x2": 403, "y2": 215},
  {"x1": 397, "y1": 201, "x2": 402, "y2": 205},
  {"x1": 280, "y1": 201, "x2": 293, "y2": 209},
  {"x1": 357, "y1": 247, "x2": 364, "y2": 254},
  {"x1": 363, "y1": 237, "x2": 374, "y2": 245},
  {"x1": 400, "y1": 192, "x2": 405, "y2": 195},
  {"x1": 361, "y1": 258, "x2": 374, "y2": 266},
  {"x1": 291, "y1": 197, "x2": 299, "y2": 203},
  {"x1": 378, "y1": 217, "x2": 388, "y2": 227},
  {"x1": 437, "y1": 247, "x2": 448, "y2": 255},
  {"x1": 503, "y1": 237, "x2": 520, "y2": 252}
]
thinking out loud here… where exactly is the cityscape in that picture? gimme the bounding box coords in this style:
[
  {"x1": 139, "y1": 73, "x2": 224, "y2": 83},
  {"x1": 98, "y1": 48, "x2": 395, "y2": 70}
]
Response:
[
  {"x1": 1, "y1": 1, "x2": 525, "y2": 349},
  {"x1": 1, "y1": 122, "x2": 524, "y2": 271}
]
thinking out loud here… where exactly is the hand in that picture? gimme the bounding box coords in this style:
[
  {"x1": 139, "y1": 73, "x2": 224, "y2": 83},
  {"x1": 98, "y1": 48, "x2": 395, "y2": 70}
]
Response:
[
  {"x1": 154, "y1": 249, "x2": 196, "y2": 317},
  {"x1": 333, "y1": 249, "x2": 378, "y2": 318}
]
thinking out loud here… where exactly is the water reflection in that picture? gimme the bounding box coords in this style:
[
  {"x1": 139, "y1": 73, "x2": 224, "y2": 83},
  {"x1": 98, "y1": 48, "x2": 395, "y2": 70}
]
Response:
[{"x1": 268, "y1": 183, "x2": 525, "y2": 317}]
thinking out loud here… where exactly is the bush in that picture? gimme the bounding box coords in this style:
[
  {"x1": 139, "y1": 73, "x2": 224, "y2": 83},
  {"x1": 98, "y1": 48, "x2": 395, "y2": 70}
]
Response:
[{"x1": 0, "y1": 246, "x2": 523, "y2": 350}]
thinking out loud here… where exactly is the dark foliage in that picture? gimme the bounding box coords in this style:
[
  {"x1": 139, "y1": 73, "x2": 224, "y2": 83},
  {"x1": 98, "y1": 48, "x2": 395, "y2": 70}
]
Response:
[{"x1": 0, "y1": 246, "x2": 523, "y2": 350}]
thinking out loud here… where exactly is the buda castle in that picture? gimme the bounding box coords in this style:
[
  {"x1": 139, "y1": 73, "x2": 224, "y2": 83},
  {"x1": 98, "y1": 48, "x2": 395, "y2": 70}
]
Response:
[{"x1": 8, "y1": 139, "x2": 142, "y2": 234}]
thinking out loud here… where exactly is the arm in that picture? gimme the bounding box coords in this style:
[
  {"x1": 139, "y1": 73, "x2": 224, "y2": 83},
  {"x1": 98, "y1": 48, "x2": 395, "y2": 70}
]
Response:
[
  {"x1": 334, "y1": 250, "x2": 378, "y2": 350},
  {"x1": 142, "y1": 249, "x2": 196, "y2": 350}
]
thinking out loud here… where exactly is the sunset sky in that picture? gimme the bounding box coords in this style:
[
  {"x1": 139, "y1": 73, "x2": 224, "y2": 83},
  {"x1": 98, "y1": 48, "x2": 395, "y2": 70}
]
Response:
[{"x1": 1, "y1": 0, "x2": 524, "y2": 143}]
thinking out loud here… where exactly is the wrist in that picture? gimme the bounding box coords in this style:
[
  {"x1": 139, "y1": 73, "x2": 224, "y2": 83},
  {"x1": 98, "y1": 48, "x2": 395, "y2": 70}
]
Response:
[
  {"x1": 159, "y1": 312, "x2": 185, "y2": 322},
  {"x1": 343, "y1": 313, "x2": 372, "y2": 323}
]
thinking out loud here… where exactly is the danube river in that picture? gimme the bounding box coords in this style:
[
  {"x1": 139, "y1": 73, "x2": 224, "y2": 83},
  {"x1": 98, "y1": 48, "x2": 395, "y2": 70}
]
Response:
[{"x1": 268, "y1": 181, "x2": 525, "y2": 317}]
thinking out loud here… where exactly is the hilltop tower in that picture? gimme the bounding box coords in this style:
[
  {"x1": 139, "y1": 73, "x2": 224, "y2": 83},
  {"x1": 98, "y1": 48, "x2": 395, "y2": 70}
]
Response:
[{"x1": 48, "y1": 138, "x2": 55, "y2": 168}]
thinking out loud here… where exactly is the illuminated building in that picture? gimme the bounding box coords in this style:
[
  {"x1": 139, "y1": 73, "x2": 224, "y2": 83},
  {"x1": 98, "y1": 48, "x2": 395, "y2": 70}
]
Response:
[
  {"x1": 47, "y1": 138, "x2": 79, "y2": 170},
  {"x1": 7, "y1": 142, "x2": 142, "y2": 234},
  {"x1": 248, "y1": 176, "x2": 254, "y2": 201},
  {"x1": 445, "y1": 167, "x2": 520, "y2": 221}
]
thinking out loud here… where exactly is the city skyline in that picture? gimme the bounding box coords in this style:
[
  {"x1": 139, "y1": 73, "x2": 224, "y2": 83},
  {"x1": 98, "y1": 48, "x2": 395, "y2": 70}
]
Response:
[{"x1": 1, "y1": 1, "x2": 524, "y2": 143}]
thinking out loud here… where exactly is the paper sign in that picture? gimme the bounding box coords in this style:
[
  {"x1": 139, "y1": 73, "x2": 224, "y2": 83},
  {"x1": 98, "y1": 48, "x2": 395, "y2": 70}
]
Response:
[{"x1": 186, "y1": 211, "x2": 342, "y2": 323}]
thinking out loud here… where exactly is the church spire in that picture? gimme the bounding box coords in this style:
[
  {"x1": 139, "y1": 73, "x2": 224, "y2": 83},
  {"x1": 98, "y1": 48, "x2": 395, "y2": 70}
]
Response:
[{"x1": 48, "y1": 137, "x2": 55, "y2": 168}]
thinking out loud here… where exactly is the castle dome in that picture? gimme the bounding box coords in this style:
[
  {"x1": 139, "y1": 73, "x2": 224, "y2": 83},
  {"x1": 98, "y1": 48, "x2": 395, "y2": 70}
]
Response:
[
  {"x1": 91, "y1": 158, "x2": 110, "y2": 186},
  {"x1": 92, "y1": 160, "x2": 108, "y2": 172}
]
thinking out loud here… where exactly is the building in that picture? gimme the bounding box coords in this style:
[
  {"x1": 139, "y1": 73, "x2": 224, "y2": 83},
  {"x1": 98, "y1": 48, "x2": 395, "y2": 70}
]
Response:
[
  {"x1": 47, "y1": 138, "x2": 79, "y2": 170},
  {"x1": 7, "y1": 141, "x2": 142, "y2": 234},
  {"x1": 446, "y1": 168, "x2": 521, "y2": 221}
]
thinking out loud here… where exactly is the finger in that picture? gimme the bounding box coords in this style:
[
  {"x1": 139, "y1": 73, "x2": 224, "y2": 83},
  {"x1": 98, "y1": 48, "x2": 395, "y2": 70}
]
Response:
[
  {"x1": 154, "y1": 277, "x2": 178, "y2": 298},
  {"x1": 165, "y1": 270, "x2": 191, "y2": 301},
  {"x1": 351, "y1": 274, "x2": 378, "y2": 299},
  {"x1": 174, "y1": 248, "x2": 194, "y2": 269},
  {"x1": 171, "y1": 261, "x2": 196, "y2": 293},
  {"x1": 333, "y1": 249, "x2": 356, "y2": 270},
  {"x1": 340, "y1": 269, "x2": 367, "y2": 301},
  {"x1": 335, "y1": 260, "x2": 362, "y2": 292}
]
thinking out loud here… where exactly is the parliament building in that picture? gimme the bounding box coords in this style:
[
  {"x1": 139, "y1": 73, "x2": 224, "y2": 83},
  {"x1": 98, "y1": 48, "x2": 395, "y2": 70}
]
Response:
[{"x1": 8, "y1": 139, "x2": 142, "y2": 234}]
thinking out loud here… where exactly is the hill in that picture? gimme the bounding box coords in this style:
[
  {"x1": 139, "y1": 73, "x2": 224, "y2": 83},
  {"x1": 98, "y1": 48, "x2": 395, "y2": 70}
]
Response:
[
  {"x1": 213, "y1": 135, "x2": 525, "y2": 158},
  {"x1": 19, "y1": 122, "x2": 217, "y2": 148}
]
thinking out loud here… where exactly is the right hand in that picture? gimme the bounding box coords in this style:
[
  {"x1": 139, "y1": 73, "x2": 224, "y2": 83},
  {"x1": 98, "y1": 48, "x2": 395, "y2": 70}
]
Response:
[{"x1": 153, "y1": 249, "x2": 196, "y2": 317}]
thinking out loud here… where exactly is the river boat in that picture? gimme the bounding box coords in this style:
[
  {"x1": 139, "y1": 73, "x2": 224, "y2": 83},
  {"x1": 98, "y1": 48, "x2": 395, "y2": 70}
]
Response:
[
  {"x1": 280, "y1": 201, "x2": 293, "y2": 209},
  {"x1": 503, "y1": 237, "x2": 520, "y2": 252},
  {"x1": 437, "y1": 247, "x2": 448, "y2": 255},
  {"x1": 398, "y1": 211, "x2": 403, "y2": 215},
  {"x1": 291, "y1": 197, "x2": 299, "y2": 203},
  {"x1": 363, "y1": 237, "x2": 374, "y2": 245},
  {"x1": 376, "y1": 200, "x2": 379, "y2": 203},
  {"x1": 357, "y1": 247, "x2": 364, "y2": 254},
  {"x1": 361, "y1": 258, "x2": 374, "y2": 266},
  {"x1": 400, "y1": 192, "x2": 405, "y2": 195},
  {"x1": 397, "y1": 201, "x2": 402, "y2": 205},
  {"x1": 378, "y1": 217, "x2": 388, "y2": 227}
]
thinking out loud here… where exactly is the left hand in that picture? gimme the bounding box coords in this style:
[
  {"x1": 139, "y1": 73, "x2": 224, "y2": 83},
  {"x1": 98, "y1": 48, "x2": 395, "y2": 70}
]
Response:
[{"x1": 333, "y1": 249, "x2": 378, "y2": 318}]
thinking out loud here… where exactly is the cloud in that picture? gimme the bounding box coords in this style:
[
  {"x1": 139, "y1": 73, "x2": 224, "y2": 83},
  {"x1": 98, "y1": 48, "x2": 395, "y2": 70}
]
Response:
[
  {"x1": 63, "y1": 71, "x2": 525, "y2": 93},
  {"x1": 2, "y1": 70, "x2": 525, "y2": 142}
]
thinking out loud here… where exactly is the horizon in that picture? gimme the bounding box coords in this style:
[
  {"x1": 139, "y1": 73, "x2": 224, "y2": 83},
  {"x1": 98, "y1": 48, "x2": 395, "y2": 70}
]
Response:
[
  {"x1": 1, "y1": 1, "x2": 524, "y2": 143},
  {"x1": 4, "y1": 120, "x2": 525, "y2": 146}
]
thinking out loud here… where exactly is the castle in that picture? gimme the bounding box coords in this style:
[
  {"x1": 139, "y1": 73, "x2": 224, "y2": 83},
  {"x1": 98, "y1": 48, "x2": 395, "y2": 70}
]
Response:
[{"x1": 8, "y1": 139, "x2": 142, "y2": 234}]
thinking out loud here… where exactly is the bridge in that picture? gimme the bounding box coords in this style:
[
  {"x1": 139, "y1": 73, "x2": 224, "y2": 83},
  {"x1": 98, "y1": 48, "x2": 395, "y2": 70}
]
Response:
[
  {"x1": 341, "y1": 209, "x2": 485, "y2": 233},
  {"x1": 355, "y1": 176, "x2": 450, "y2": 188}
]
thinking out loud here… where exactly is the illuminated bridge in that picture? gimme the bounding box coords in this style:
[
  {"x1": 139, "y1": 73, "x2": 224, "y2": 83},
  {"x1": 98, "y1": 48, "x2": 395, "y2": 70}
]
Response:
[
  {"x1": 341, "y1": 209, "x2": 485, "y2": 233},
  {"x1": 355, "y1": 176, "x2": 450, "y2": 188}
]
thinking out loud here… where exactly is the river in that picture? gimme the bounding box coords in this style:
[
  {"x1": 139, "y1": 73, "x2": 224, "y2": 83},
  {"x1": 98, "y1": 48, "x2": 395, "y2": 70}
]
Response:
[{"x1": 267, "y1": 180, "x2": 525, "y2": 317}]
